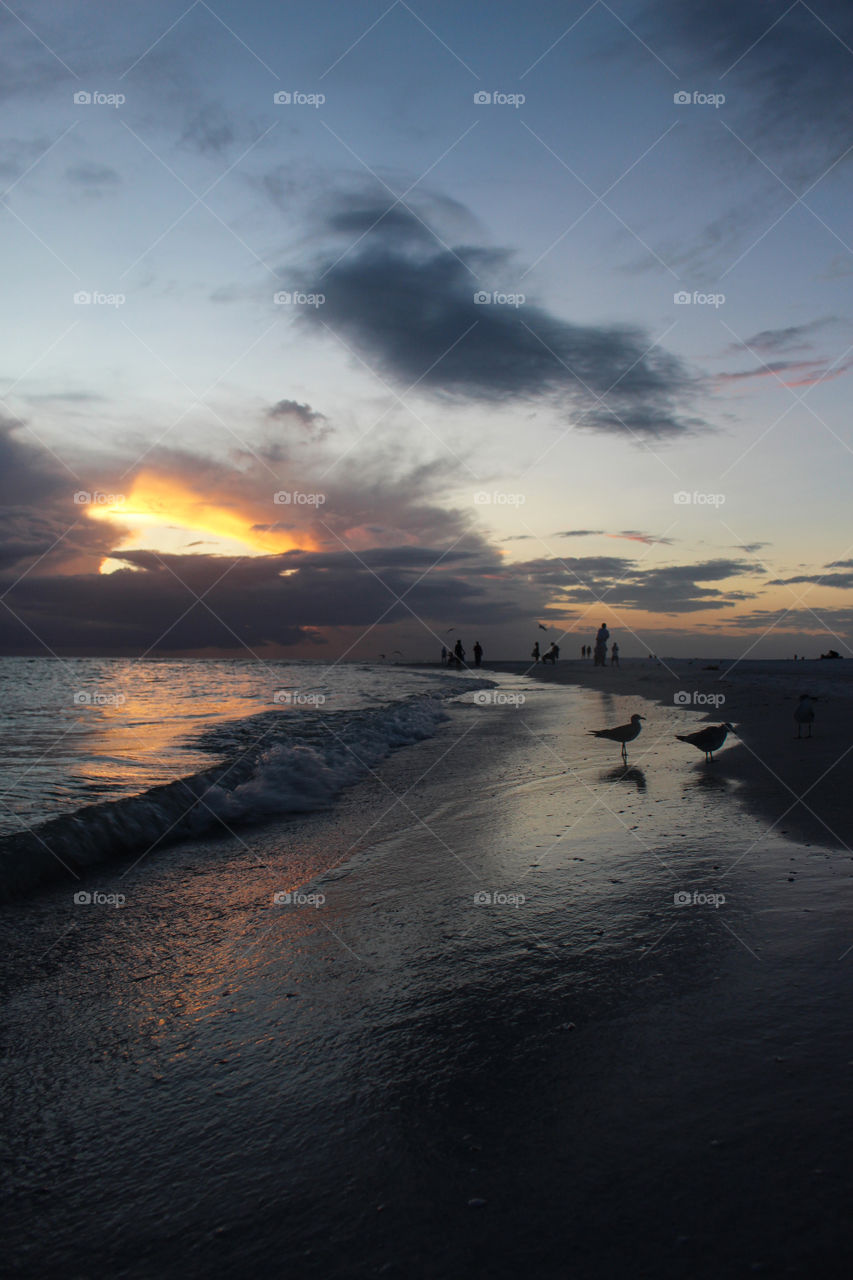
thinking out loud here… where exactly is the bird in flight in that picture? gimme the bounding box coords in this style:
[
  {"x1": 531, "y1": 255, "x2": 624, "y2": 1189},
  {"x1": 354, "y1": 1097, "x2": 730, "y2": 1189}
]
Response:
[
  {"x1": 676, "y1": 722, "x2": 734, "y2": 762},
  {"x1": 588, "y1": 713, "x2": 645, "y2": 763},
  {"x1": 538, "y1": 622, "x2": 548, "y2": 631},
  {"x1": 794, "y1": 694, "x2": 815, "y2": 738}
]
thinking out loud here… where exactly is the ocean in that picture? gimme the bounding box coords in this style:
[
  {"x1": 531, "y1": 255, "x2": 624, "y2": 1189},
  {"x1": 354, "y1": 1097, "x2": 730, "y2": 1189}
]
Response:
[{"x1": 0, "y1": 657, "x2": 491, "y2": 897}]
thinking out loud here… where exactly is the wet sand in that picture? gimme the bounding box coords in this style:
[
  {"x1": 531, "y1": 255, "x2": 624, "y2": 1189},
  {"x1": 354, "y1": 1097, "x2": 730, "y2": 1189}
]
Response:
[
  {"x1": 3, "y1": 673, "x2": 853, "y2": 1278},
  {"x1": 491, "y1": 656, "x2": 853, "y2": 851}
]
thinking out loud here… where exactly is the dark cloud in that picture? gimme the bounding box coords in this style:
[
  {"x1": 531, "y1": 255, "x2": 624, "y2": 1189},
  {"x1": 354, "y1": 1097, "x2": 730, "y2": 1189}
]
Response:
[
  {"x1": 179, "y1": 105, "x2": 236, "y2": 155},
  {"x1": 66, "y1": 163, "x2": 120, "y2": 189},
  {"x1": 553, "y1": 529, "x2": 606, "y2": 538},
  {"x1": 516, "y1": 553, "x2": 761, "y2": 614},
  {"x1": 724, "y1": 319, "x2": 839, "y2": 356},
  {"x1": 266, "y1": 399, "x2": 331, "y2": 436},
  {"x1": 768, "y1": 572, "x2": 853, "y2": 589},
  {"x1": 296, "y1": 197, "x2": 707, "y2": 438},
  {"x1": 638, "y1": 0, "x2": 853, "y2": 167},
  {"x1": 0, "y1": 540, "x2": 544, "y2": 656}
]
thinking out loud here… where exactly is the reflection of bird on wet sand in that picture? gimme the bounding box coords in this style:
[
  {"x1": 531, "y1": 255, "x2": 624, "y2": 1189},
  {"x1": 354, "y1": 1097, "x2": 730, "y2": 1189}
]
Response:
[
  {"x1": 794, "y1": 694, "x2": 815, "y2": 738},
  {"x1": 600, "y1": 764, "x2": 647, "y2": 792},
  {"x1": 676, "y1": 722, "x2": 734, "y2": 762},
  {"x1": 588, "y1": 713, "x2": 645, "y2": 763}
]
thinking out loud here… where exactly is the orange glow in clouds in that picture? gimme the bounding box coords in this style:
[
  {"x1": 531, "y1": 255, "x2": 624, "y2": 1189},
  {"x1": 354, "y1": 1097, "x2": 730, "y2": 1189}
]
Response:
[{"x1": 86, "y1": 471, "x2": 314, "y2": 572}]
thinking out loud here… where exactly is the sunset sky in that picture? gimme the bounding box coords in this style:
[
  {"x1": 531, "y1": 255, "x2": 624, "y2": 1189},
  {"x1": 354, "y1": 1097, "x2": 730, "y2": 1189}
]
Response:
[{"x1": 2, "y1": 0, "x2": 852, "y2": 658}]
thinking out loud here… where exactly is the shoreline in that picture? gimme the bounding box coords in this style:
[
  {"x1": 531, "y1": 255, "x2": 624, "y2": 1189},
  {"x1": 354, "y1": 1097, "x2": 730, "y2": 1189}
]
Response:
[{"x1": 445, "y1": 658, "x2": 853, "y2": 853}]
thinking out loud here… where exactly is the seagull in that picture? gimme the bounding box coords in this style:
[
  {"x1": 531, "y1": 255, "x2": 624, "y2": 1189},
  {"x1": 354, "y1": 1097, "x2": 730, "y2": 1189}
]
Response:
[
  {"x1": 538, "y1": 623, "x2": 548, "y2": 631},
  {"x1": 794, "y1": 695, "x2": 815, "y2": 739},
  {"x1": 588, "y1": 713, "x2": 645, "y2": 762},
  {"x1": 676, "y1": 722, "x2": 734, "y2": 762}
]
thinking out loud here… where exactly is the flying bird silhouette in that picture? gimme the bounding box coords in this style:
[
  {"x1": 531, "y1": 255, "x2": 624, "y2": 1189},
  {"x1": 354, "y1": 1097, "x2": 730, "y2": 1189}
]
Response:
[
  {"x1": 676, "y1": 722, "x2": 734, "y2": 762},
  {"x1": 794, "y1": 695, "x2": 815, "y2": 738},
  {"x1": 538, "y1": 623, "x2": 548, "y2": 631},
  {"x1": 588, "y1": 713, "x2": 645, "y2": 763}
]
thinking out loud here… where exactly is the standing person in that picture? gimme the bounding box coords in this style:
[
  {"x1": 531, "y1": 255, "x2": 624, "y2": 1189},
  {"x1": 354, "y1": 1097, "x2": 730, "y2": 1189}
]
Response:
[
  {"x1": 554, "y1": 644, "x2": 560, "y2": 663},
  {"x1": 594, "y1": 622, "x2": 610, "y2": 667},
  {"x1": 473, "y1": 640, "x2": 483, "y2": 668},
  {"x1": 531, "y1": 641, "x2": 540, "y2": 663},
  {"x1": 581, "y1": 644, "x2": 587, "y2": 659},
  {"x1": 454, "y1": 638, "x2": 466, "y2": 667},
  {"x1": 441, "y1": 645, "x2": 447, "y2": 665},
  {"x1": 611, "y1": 642, "x2": 619, "y2": 667}
]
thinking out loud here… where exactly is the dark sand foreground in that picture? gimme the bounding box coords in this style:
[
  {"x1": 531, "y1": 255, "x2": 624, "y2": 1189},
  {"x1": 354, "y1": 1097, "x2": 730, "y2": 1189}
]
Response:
[{"x1": 3, "y1": 668, "x2": 853, "y2": 1279}]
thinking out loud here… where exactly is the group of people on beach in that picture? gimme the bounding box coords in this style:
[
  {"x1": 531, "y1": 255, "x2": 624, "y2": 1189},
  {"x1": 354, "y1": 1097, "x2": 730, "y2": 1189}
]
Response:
[
  {"x1": 441, "y1": 639, "x2": 483, "y2": 668},
  {"x1": 442, "y1": 625, "x2": 620, "y2": 669}
]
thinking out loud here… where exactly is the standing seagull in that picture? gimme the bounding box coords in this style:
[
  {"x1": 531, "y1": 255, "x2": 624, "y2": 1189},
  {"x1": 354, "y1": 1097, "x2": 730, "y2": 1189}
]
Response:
[
  {"x1": 588, "y1": 713, "x2": 645, "y2": 763},
  {"x1": 676, "y1": 722, "x2": 734, "y2": 762},
  {"x1": 794, "y1": 695, "x2": 815, "y2": 739}
]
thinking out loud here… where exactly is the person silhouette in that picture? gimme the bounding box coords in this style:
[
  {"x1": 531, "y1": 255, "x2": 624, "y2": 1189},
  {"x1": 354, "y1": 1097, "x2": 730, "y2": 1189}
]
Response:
[
  {"x1": 594, "y1": 623, "x2": 610, "y2": 667},
  {"x1": 611, "y1": 642, "x2": 619, "y2": 667},
  {"x1": 473, "y1": 640, "x2": 483, "y2": 667},
  {"x1": 454, "y1": 638, "x2": 466, "y2": 668},
  {"x1": 531, "y1": 641, "x2": 540, "y2": 663}
]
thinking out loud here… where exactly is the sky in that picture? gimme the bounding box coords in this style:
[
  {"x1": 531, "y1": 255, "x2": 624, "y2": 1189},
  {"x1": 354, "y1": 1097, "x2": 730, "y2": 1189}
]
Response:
[{"x1": 1, "y1": 0, "x2": 852, "y2": 659}]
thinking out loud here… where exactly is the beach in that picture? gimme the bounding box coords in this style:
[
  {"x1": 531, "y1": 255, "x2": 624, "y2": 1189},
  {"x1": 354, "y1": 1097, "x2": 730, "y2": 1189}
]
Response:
[{"x1": 3, "y1": 660, "x2": 853, "y2": 1278}]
